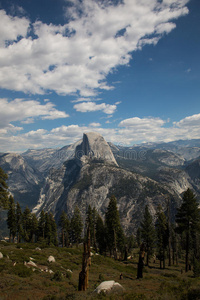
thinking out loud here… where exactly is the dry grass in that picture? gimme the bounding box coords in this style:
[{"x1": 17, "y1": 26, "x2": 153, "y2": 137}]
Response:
[{"x1": 0, "y1": 242, "x2": 199, "y2": 300}]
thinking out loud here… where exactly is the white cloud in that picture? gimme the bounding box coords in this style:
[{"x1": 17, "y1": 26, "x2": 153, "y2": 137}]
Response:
[
  {"x1": 0, "y1": 0, "x2": 189, "y2": 95},
  {"x1": 89, "y1": 122, "x2": 101, "y2": 127},
  {"x1": 1, "y1": 112, "x2": 200, "y2": 152},
  {"x1": 174, "y1": 113, "x2": 200, "y2": 128},
  {"x1": 73, "y1": 101, "x2": 117, "y2": 114},
  {"x1": 0, "y1": 98, "x2": 69, "y2": 130}
]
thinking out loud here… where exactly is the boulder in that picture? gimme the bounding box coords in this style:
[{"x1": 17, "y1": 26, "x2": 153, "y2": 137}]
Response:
[
  {"x1": 94, "y1": 280, "x2": 124, "y2": 294},
  {"x1": 0, "y1": 252, "x2": 3, "y2": 259},
  {"x1": 47, "y1": 255, "x2": 56, "y2": 263}
]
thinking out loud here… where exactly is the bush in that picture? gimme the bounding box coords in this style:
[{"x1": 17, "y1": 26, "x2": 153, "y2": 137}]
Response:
[
  {"x1": 13, "y1": 264, "x2": 33, "y2": 277},
  {"x1": 66, "y1": 270, "x2": 72, "y2": 280},
  {"x1": 52, "y1": 270, "x2": 63, "y2": 282}
]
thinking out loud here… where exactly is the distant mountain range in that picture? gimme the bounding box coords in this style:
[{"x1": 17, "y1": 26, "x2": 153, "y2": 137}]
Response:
[{"x1": 0, "y1": 134, "x2": 200, "y2": 234}]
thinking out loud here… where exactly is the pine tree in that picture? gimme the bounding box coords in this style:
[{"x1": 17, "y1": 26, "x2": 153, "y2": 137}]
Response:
[
  {"x1": 16, "y1": 202, "x2": 23, "y2": 243},
  {"x1": 95, "y1": 214, "x2": 106, "y2": 254},
  {"x1": 0, "y1": 167, "x2": 9, "y2": 210},
  {"x1": 176, "y1": 188, "x2": 200, "y2": 272},
  {"x1": 155, "y1": 205, "x2": 168, "y2": 269},
  {"x1": 105, "y1": 195, "x2": 125, "y2": 259},
  {"x1": 86, "y1": 206, "x2": 97, "y2": 251},
  {"x1": 38, "y1": 210, "x2": 46, "y2": 240},
  {"x1": 70, "y1": 206, "x2": 83, "y2": 245},
  {"x1": 44, "y1": 212, "x2": 58, "y2": 245},
  {"x1": 59, "y1": 211, "x2": 70, "y2": 247},
  {"x1": 140, "y1": 205, "x2": 155, "y2": 266},
  {"x1": 49, "y1": 212, "x2": 58, "y2": 246},
  {"x1": 7, "y1": 196, "x2": 16, "y2": 242},
  {"x1": 22, "y1": 207, "x2": 32, "y2": 242},
  {"x1": 30, "y1": 213, "x2": 38, "y2": 243}
]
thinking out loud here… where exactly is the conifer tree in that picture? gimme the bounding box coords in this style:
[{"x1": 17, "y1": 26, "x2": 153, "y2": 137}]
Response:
[
  {"x1": 155, "y1": 205, "x2": 168, "y2": 269},
  {"x1": 95, "y1": 214, "x2": 106, "y2": 254},
  {"x1": 49, "y1": 212, "x2": 58, "y2": 246},
  {"x1": 0, "y1": 167, "x2": 9, "y2": 210},
  {"x1": 16, "y1": 202, "x2": 23, "y2": 243},
  {"x1": 22, "y1": 207, "x2": 32, "y2": 242},
  {"x1": 86, "y1": 205, "x2": 97, "y2": 251},
  {"x1": 140, "y1": 205, "x2": 155, "y2": 266},
  {"x1": 30, "y1": 213, "x2": 38, "y2": 243},
  {"x1": 70, "y1": 206, "x2": 83, "y2": 245},
  {"x1": 176, "y1": 188, "x2": 200, "y2": 272},
  {"x1": 59, "y1": 211, "x2": 70, "y2": 247},
  {"x1": 105, "y1": 195, "x2": 125, "y2": 259},
  {"x1": 7, "y1": 196, "x2": 16, "y2": 242},
  {"x1": 38, "y1": 210, "x2": 46, "y2": 240}
]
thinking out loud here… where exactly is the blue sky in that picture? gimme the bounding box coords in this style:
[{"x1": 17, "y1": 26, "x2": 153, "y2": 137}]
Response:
[{"x1": 0, "y1": 0, "x2": 200, "y2": 152}]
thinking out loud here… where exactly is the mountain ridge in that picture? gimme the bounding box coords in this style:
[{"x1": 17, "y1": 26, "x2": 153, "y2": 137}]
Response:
[{"x1": 1, "y1": 133, "x2": 200, "y2": 233}]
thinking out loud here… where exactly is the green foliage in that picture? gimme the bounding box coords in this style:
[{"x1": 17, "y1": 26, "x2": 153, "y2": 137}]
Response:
[
  {"x1": 140, "y1": 205, "x2": 155, "y2": 265},
  {"x1": 66, "y1": 270, "x2": 72, "y2": 280},
  {"x1": 59, "y1": 211, "x2": 70, "y2": 247},
  {"x1": 70, "y1": 206, "x2": 83, "y2": 244},
  {"x1": 105, "y1": 195, "x2": 125, "y2": 255},
  {"x1": 96, "y1": 214, "x2": 106, "y2": 254},
  {"x1": 13, "y1": 264, "x2": 33, "y2": 277},
  {"x1": 52, "y1": 270, "x2": 63, "y2": 282},
  {"x1": 0, "y1": 167, "x2": 9, "y2": 210},
  {"x1": 7, "y1": 195, "x2": 16, "y2": 242},
  {"x1": 176, "y1": 188, "x2": 200, "y2": 272},
  {"x1": 155, "y1": 205, "x2": 168, "y2": 269}
]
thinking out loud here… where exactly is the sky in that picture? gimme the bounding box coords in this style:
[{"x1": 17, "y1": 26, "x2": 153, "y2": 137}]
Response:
[{"x1": 0, "y1": 0, "x2": 200, "y2": 152}]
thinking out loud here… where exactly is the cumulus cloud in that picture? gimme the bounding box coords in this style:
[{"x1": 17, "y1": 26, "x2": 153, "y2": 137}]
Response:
[
  {"x1": 0, "y1": 98, "x2": 69, "y2": 130},
  {"x1": 0, "y1": 0, "x2": 189, "y2": 96},
  {"x1": 73, "y1": 101, "x2": 117, "y2": 114},
  {"x1": 89, "y1": 122, "x2": 101, "y2": 127},
  {"x1": 1, "y1": 112, "x2": 200, "y2": 153}
]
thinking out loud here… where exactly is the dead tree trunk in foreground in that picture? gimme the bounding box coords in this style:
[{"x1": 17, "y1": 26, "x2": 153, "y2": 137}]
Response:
[{"x1": 78, "y1": 227, "x2": 91, "y2": 291}]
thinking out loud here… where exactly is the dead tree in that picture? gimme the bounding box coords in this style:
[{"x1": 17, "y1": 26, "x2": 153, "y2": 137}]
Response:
[{"x1": 78, "y1": 226, "x2": 91, "y2": 291}]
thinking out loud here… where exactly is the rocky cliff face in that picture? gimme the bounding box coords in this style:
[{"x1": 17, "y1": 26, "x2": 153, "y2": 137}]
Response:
[
  {"x1": 1, "y1": 133, "x2": 200, "y2": 233},
  {"x1": 0, "y1": 153, "x2": 42, "y2": 208}
]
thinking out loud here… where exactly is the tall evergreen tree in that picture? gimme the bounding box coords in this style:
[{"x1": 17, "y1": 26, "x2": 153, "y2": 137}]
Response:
[
  {"x1": 30, "y1": 213, "x2": 38, "y2": 243},
  {"x1": 0, "y1": 167, "x2": 9, "y2": 210},
  {"x1": 16, "y1": 202, "x2": 23, "y2": 243},
  {"x1": 38, "y1": 210, "x2": 46, "y2": 240},
  {"x1": 22, "y1": 207, "x2": 32, "y2": 242},
  {"x1": 155, "y1": 205, "x2": 168, "y2": 269},
  {"x1": 70, "y1": 206, "x2": 83, "y2": 245},
  {"x1": 86, "y1": 206, "x2": 97, "y2": 251},
  {"x1": 96, "y1": 214, "x2": 106, "y2": 255},
  {"x1": 49, "y1": 212, "x2": 58, "y2": 246},
  {"x1": 176, "y1": 188, "x2": 200, "y2": 272},
  {"x1": 59, "y1": 211, "x2": 70, "y2": 247},
  {"x1": 7, "y1": 196, "x2": 16, "y2": 242},
  {"x1": 105, "y1": 195, "x2": 125, "y2": 259},
  {"x1": 140, "y1": 205, "x2": 155, "y2": 266}
]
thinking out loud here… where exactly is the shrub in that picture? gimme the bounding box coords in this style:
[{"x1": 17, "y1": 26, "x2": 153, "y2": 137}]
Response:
[
  {"x1": 52, "y1": 270, "x2": 63, "y2": 282},
  {"x1": 66, "y1": 270, "x2": 72, "y2": 280},
  {"x1": 13, "y1": 264, "x2": 33, "y2": 277}
]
